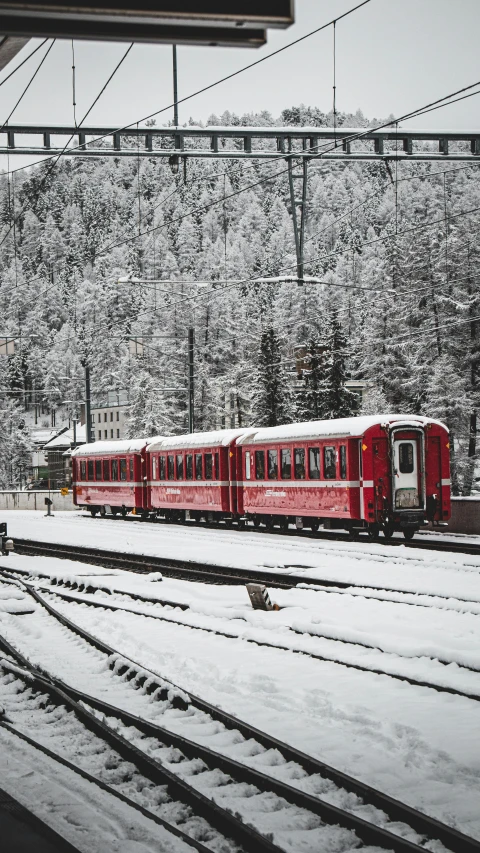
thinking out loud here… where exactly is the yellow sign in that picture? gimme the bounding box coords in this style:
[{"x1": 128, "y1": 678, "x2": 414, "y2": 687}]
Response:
[
  {"x1": 362, "y1": 443, "x2": 368, "y2": 451},
  {"x1": 60, "y1": 487, "x2": 69, "y2": 496}
]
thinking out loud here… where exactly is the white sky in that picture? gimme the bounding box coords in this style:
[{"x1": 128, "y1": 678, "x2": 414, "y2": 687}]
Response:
[{"x1": 0, "y1": 0, "x2": 480, "y2": 168}]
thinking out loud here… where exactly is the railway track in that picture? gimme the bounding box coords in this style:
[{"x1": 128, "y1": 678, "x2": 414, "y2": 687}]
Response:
[
  {"x1": 0, "y1": 575, "x2": 478, "y2": 853},
  {"x1": 15, "y1": 577, "x2": 480, "y2": 703},
  {"x1": 11, "y1": 537, "x2": 480, "y2": 609},
  {"x1": 92, "y1": 511, "x2": 480, "y2": 556}
]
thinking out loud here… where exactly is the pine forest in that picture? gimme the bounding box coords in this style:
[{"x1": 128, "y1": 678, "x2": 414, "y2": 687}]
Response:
[{"x1": 0, "y1": 105, "x2": 478, "y2": 494}]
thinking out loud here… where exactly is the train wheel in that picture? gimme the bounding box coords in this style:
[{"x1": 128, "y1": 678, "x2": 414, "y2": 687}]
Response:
[
  {"x1": 383, "y1": 523, "x2": 394, "y2": 540},
  {"x1": 279, "y1": 517, "x2": 289, "y2": 532},
  {"x1": 121, "y1": 506, "x2": 128, "y2": 518},
  {"x1": 367, "y1": 523, "x2": 380, "y2": 541},
  {"x1": 89, "y1": 508, "x2": 97, "y2": 518},
  {"x1": 99, "y1": 506, "x2": 106, "y2": 518},
  {"x1": 265, "y1": 516, "x2": 274, "y2": 531},
  {"x1": 309, "y1": 520, "x2": 319, "y2": 533},
  {"x1": 253, "y1": 517, "x2": 261, "y2": 528},
  {"x1": 403, "y1": 529, "x2": 415, "y2": 540}
]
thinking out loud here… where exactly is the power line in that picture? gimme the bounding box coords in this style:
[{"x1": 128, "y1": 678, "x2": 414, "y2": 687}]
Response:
[{"x1": 0, "y1": 40, "x2": 55, "y2": 131}]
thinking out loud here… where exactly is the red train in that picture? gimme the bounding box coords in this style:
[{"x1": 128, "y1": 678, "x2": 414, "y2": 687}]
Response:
[{"x1": 72, "y1": 414, "x2": 451, "y2": 540}]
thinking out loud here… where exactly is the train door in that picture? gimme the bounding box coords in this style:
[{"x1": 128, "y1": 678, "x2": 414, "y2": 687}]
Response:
[{"x1": 392, "y1": 437, "x2": 421, "y2": 509}]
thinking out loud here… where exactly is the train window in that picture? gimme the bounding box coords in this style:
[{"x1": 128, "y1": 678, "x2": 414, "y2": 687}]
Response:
[
  {"x1": 255, "y1": 450, "x2": 265, "y2": 479},
  {"x1": 111, "y1": 459, "x2": 118, "y2": 480},
  {"x1": 186, "y1": 454, "x2": 193, "y2": 480},
  {"x1": 103, "y1": 459, "x2": 110, "y2": 481},
  {"x1": 244, "y1": 451, "x2": 251, "y2": 480},
  {"x1": 152, "y1": 456, "x2": 157, "y2": 479},
  {"x1": 308, "y1": 448, "x2": 320, "y2": 479},
  {"x1": 159, "y1": 455, "x2": 166, "y2": 480},
  {"x1": 80, "y1": 460, "x2": 86, "y2": 480},
  {"x1": 281, "y1": 448, "x2": 291, "y2": 479},
  {"x1": 195, "y1": 454, "x2": 203, "y2": 480},
  {"x1": 167, "y1": 455, "x2": 175, "y2": 480},
  {"x1": 104, "y1": 430, "x2": 107, "y2": 439},
  {"x1": 214, "y1": 452, "x2": 219, "y2": 480},
  {"x1": 399, "y1": 443, "x2": 414, "y2": 474},
  {"x1": 120, "y1": 458, "x2": 127, "y2": 481},
  {"x1": 324, "y1": 447, "x2": 336, "y2": 479},
  {"x1": 205, "y1": 453, "x2": 213, "y2": 480},
  {"x1": 176, "y1": 454, "x2": 184, "y2": 479},
  {"x1": 267, "y1": 449, "x2": 278, "y2": 479},
  {"x1": 340, "y1": 445, "x2": 347, "y2": 479},
  {"x1": 294, "y1": 448, "x2": 305, "y2": 479},
  {"x1": 95, "y1": 460, "x2": 102, "y2": 480},
  {"x1": 129, "y1": 457, "x2": 134, "y2": 480},
  {"x1": 110, "y1": 412, "x2": 113, "y2": 422},
  {"x1": 98, "y1": 430, "x2": 102, "y2": 440},
  {"x1": 87, "y1": 460, "x2": 94, "y2": 480},
  {"x1": 104, "y1": 413, "x2": 107, "y2": 422}
]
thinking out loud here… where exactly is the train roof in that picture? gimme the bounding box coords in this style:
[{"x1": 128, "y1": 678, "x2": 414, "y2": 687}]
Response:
[
  {"x1": 236, "y1": 415, "x2": 447, "y2": 445},
  {"x1": 72, "y1": 437, "x2": 162, "y2": 456},
  {"x1": 147, "y1": 428, "x2": 249, "y2": 452}
]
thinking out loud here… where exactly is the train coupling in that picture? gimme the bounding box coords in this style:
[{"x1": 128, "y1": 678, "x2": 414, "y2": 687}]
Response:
[{"x1": 0, "y1": 522, "x2": 14, "y2": 556}]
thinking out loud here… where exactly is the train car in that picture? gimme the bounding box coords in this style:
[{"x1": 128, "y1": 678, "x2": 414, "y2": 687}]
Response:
[
  {"x1": 236, "y1": 414, "x2": 451, "y2": 539},
  {"x1": 146, "y1": 429, "x2": 248, "y2": 522},
  {"x1": 72, "y1": 438, "x2": 155, "y2": 517}
]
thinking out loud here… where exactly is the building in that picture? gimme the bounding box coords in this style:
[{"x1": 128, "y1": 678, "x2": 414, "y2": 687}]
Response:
[
  {"x1": 40, "y1": 423, "x2": 86, "y2": 488},
  {"x1": 91, "y1": 390, "x2": 129, "y2": 442}
]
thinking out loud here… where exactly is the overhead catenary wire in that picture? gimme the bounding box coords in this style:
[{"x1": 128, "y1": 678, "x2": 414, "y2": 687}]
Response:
[{"x1": 0, "y1": 39, "x2": 55, "y2": 131}]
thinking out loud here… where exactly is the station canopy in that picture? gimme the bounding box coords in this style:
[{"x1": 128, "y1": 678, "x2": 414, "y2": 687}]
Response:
[{"x1": 0, "y1": 2, "x2": 294, "y2": 49}]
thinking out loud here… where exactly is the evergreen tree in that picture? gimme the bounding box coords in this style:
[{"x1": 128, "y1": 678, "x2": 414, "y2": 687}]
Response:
[{"x1": 251, "y1": 327, "x2": 293, "y2": 427}]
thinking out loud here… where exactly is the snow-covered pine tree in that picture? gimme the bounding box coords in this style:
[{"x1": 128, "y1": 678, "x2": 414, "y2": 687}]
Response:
[{"x1": 250, "y1": 326, "x2": 293, "y2": 427}]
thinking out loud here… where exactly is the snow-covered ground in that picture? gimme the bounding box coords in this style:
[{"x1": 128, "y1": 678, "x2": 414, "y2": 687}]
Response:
[
  {"x1": 1, "y1": 511, "x2": 480, "y2": 846},
  {"x1": 5, "y1": 510, "x2": 480, "y2": 599}
]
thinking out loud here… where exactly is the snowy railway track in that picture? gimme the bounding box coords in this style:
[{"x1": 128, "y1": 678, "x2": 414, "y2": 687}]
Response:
[
  {"x1": 0, "y1": 576, "x2": 478, "y2": 853},
  {"x1": 89, "y1": 513, "x2": 480, "y2": 558},
  {"x1": 12, "y1": 538, "x2": 480, "y2": 608},
  {"x1": 17, "y1": 578, "x2": 480, "y2": 703}
]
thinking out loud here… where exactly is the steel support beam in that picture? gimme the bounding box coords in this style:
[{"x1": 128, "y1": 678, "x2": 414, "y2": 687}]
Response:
[
  {"x1": 2, "y1": 125, "x2": 480, "y2": 162},
  {"x1": 0, "y1": 2, "x2": 295, "y2": 47},
  {"x1": 287, "y1": 158, "x2": 308, "y2": 284}
]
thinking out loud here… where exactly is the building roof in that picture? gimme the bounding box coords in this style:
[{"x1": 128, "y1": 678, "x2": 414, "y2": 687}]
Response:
[{"x1": 43, "y1": 423, "x2": 86, "y2": 450}]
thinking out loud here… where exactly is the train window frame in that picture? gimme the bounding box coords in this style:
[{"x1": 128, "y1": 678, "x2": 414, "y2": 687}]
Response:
[
  {"x1": 80, "y1": 460, "x2": 86, "y2": 480},
  {"x1": 111, "y1": 459, "x2": 118, "y2": 480},
  {"x1": 159, "y1": 455, "x2": 166, "y2": 480},
  {"x1": 324, "y1": 446, "x2": 337, "y2": 479},
  {"x1": 205, "y1": 453, "x2": 213, "y2": 480},
  {"x1": 244, "y1": 451, "x2": 251, "y2": 480},
  {"x1": 399, "y1": 442, "x2": 414, "y2": 474},
  {"x1": 255, "y1": 450, "x2": 265, "y2": 480},
  {"x1": 308, "y1": 447, "x2": 320, "y2": 480},
  {"x1": 120, "y1": 458, "x2": 127, "y2": 481},
  {"x1": 281, "y1": 448, "x2": 291, "y2": 479},
  {"x1": 267, "y1": 449, "x2": 278, "y2": 480},
  {"x1": 103, "y1": 459, "x2": 110, "y2": 481},
  {"x1": 339, "y1": 445, "x2": 347, "y2": 480},
  {"x1": 95, "y1": 459, "x2": 102, "y2": 480},
  {"x1": 129, "y1": 457, "x2": 134, "y2": 480},
  {"x1": 87, "y1": 459, "x2": 94, "y2": 481},
  {"x1": 176, "y1": 454, "x2": 184, "y2": 480},
  {"x1": 214, "y1": 452, "x2": 219, "y2": 480},
  {"x1": 195, "y1": 453, "x2": 203, "y2": 480},
  {"x1": 167, "y1": 454, "x2": 175, "y2": 480},
  {"x1": 294, "y1": 448, "x2": 305, "y2": 479},
  {"x1": 186, "y1": 454, "x2": 193, "y2": 480},
  {"x1": 358, "y1": 440, "x2": 363, "y2": 479}
]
